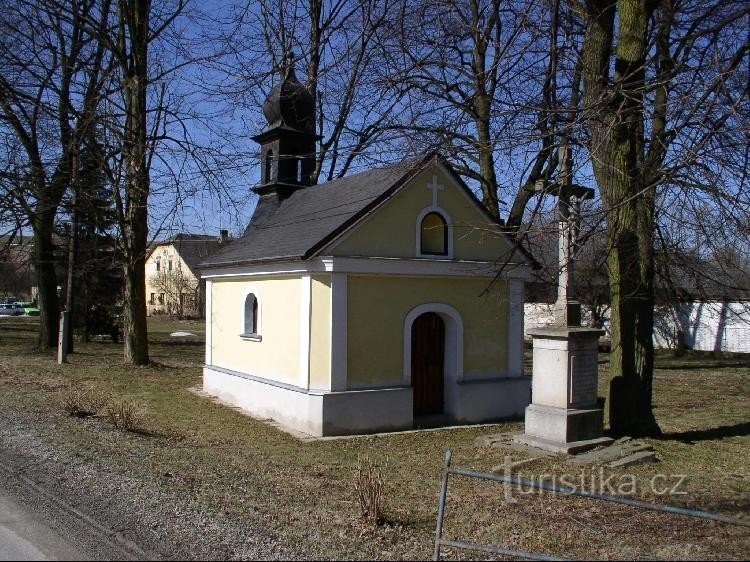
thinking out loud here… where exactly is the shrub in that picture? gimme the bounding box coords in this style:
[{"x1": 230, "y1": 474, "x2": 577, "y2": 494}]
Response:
[
  {"x1": 61, "y1": 386, "x2": 110, "y2": 418},
  {"x1": 105, "y1": 399, "x2": 144, "y2": 432},
  {"x1": 354, "y1": 456, "x2": 386, "y2": 526}
]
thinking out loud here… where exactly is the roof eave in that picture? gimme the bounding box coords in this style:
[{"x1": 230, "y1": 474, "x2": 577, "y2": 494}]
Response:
[{"x1": 198, "y1": 255, "x2": 305, "y2": 271}]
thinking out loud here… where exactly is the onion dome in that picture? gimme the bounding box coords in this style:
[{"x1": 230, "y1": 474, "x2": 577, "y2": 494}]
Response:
[{"x1": 262, "y1": 53, "x2": 315, "y2": 133}]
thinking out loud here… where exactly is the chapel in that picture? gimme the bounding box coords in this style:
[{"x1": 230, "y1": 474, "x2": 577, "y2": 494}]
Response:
[{"x1": 199, "y1": 58, "x2": 533, "y2": 436}]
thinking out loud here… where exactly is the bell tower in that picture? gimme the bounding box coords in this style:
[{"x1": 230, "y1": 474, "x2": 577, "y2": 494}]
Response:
[{"x1": 252, "y1": 53, "x2": 320, "y2": 199}]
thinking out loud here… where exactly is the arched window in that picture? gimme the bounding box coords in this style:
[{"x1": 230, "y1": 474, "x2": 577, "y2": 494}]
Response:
[
  {"x1": 244, "y1": 293, "x2": 258, "y2": 335},
  {"x1": 420, "y1": 212, "x2": 448, "y2": 255},
  {"x1": 265, "y1": 151, "x2": 274, "y2": 184}
]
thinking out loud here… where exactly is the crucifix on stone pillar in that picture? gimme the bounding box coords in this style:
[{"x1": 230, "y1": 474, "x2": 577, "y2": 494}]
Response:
[
  {"x1": 515, "y1": 145, "x2": 608, "y2": 455},
  {"x1": 536, "y1": 145, "x2": 595, "y2": 327},
  {"x1": 554, "y1": 187, "x2": 594, "y2": 326}
]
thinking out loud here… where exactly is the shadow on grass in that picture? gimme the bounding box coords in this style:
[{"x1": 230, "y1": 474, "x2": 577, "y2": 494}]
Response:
[
  {"x1": 0, "y1": 323, "x2": 38, "y2": 332},
  {"x1": 102, "y1": 420, "x2": 169, "y2": 439},
  {"x1": 656, "y1": 359, "x2": 750, "y2": 371},
  {"x1": 153, "y1": 339, "x2": 204, "y2": 348},
  {"x1": 655, "y1": 422, "x2": 750, "y2": 444},
  {"x1": 146, "y1": 360, "x2": 184, "y2": 370},
  {"x1": 127, "y1": 427, "x2": 169, "y2": 439}
]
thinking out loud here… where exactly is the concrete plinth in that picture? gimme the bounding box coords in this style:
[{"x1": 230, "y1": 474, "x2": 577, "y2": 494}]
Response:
[
  {"x1": 513, "y1": 433, "x2": 613, "y2": 455},
  {"x1": 525, "y1": 403, "x2": 604, "y2": 443},
  {"x1": 514, "y1": 325, "x2": 608, "y2": 454}
]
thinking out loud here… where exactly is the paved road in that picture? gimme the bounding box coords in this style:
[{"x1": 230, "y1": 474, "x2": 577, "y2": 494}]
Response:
[
  {"x1": 0, "y1": 491, "x2": 88, "y2": 560},
  {"x1": 0, "y1": 472, "x2": 137, "y2": 561}
]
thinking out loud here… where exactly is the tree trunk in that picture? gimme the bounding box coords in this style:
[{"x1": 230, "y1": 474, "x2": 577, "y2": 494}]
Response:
[
  {"x1": 123, "y1": 243, "x2": 148, "y2": 363},
  {"x1": 580, "y1": 0, "x2": 660, "y2": 436},
  {"x1": 32, "y1": 206, "x2": 60, "y2": 349},
  {"x1": 604, "y1": 186, "x2": 659, "y2": 435},
  {"x1": 119, "y1": 0, "x2": 151, "y2": 365},
  {"x1": 475, "y1": 113, "x2": 500, "y2": 219},
  {"x1": 471, "y1": 0, "x2": 500, "y2": 219},
  {"x1": 307, "y1": 0, "x2": 322, "y2": 184}
]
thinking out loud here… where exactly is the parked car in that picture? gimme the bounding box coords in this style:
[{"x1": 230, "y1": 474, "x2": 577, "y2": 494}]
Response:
[
  {"x1": 0, "y1": 296, "x2": 21, "y2": 306},
  {"x1": 0, "y1": 303, "x2": 24, "y2": 316},
  {"x1": 15, "y1": 302, "x2": 40, "y2": 316}
]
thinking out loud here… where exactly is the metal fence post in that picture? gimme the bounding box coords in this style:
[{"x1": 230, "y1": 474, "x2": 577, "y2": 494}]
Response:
[
  {"x1": 57, "y1": 311, "x2": 69, "y2": 364},
  {"x1": 433, "y1": 449, "x2": 452, "y2": 561}
]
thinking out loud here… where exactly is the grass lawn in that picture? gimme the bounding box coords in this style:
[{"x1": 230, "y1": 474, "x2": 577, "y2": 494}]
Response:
[{"x1": 0, "y1": 316, "x2": 748, "y2": 560}]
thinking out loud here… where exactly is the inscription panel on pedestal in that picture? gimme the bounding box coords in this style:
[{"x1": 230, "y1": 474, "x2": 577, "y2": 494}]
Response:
[{"x1": 568, "y1": 351, "x2": 598, "y2": 407}]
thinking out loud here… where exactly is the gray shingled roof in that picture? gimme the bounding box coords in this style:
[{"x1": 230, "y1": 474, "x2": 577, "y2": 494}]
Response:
[
  {"x1": 152, "y1": 234, "x2": 231, "y2": 275},
  {"x1": 200, "y1": 155, "x2": 433, "y2": 268}
]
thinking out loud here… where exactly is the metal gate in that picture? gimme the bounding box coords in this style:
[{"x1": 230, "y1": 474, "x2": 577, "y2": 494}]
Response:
[{"x1": 434, "y1": 450, "x2": 750, "y2": 561}]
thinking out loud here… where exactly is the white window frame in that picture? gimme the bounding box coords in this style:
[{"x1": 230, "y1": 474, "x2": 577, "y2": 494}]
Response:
[
  {"x1": 240, "y1": 286, "x2": 262, "y2": 341},
  {"x1": 415, "y1": 206, "x2": 453, "y2": 259}
]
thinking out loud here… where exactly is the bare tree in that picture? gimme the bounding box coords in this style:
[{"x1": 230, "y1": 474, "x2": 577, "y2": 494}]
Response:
[
  {"x1": 88, "y1": 0, "x2": 194, "y2": 364},
  {"x1": 0, "y1": 0, "x2": 112, "y2": 348},
  {"x1": 577, "y1": 0, "x2": 748, "y2": 434},
  {"x1": 379, "y1": 0, "x2": 571, "y2": 222},
  {"x1": 111, "y1": 0, "x2": 153, "y2": 364},
  {"x1": 148, "y1": 266, "x2": 200, "y2": 318}
]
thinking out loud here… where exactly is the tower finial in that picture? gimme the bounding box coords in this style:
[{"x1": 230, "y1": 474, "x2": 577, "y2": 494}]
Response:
[
  {"x1": 254, "y1": 48, "x2": 320, "y2": 195},
  {"x1": 282, "y1": 50, "x2": 296, "y2": 80}
]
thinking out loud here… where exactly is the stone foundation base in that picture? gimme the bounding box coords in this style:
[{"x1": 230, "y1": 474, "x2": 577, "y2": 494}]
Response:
[
  {"x1": 512, "y1": 433, "x2": 613, "y2": 454},
  {"x1": 523, "y1": 403, "x2": 607, "y2": 444},
  {"x1": 203, "y1": 365, "x2": 530, "y2": 437}
]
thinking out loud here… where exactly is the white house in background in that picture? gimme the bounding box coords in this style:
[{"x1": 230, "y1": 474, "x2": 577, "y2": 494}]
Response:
[
  {"x1": 524, "y1": 301, "x2": 750, "y2": 353},
  {"x1": 145, "y1": 232, "x2": 231, "y2": 317},
  {"x1": 653, "y1": 301, "x2": 750, "y2": 352}
]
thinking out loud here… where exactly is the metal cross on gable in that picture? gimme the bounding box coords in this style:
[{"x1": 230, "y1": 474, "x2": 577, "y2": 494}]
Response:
[{"x1": 426, "y1": 175, "x2": 444, "y2": 206}]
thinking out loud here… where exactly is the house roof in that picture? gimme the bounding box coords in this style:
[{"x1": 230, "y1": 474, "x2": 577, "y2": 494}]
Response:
[
  {"x1": 200, "y1": 154, "x2": 434, "y2": 268},
  {"x1": 152, "y1": 233, "x2": 231, "y2": 275},
  {"x1": 655, "y1": 253, "x2": 750, "y2": 302},
  {"x1": 200, "y1": 153, "x2": 535, "y2": 270}
]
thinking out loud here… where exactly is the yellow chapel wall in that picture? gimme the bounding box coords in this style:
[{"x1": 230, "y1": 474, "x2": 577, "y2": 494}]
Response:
[
  {"x1": 210, "y1": 276, "x2": 302, "y2": 386},
  {"x1": 346, "y1": 275, "x2": 509, "y2": 389},
  {"x1": 309, "y1": 274, "x2": 332, "y2": 389},
  {"x1": 330, "y1": 167, "x2": 513, "y2": 262}
]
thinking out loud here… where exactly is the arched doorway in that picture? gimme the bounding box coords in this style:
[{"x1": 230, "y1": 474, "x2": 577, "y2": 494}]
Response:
[{"x1": 411, "y1": 312, "x2": 445, "y2": 416}]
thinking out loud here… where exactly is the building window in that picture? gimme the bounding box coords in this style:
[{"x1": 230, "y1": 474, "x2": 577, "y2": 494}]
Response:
[
  {"x1": 159, "y1": 293, "x2": 165, "y2": 305},
  {"x1": 168, "y1": 259, "x2": 173, "y2": 271},
  {"x1": 243, "y1": 293, "x2": 259, "y2": 336},
  {"x1": 420, "y1": 212, "x2": 448, "y2": 255},
  {"x1": 265, "y1": 150, "x2": 273, "y2": 183},
  {"x1": 150, "y1": 293, "x2": 155, "y2": 305},
  {"x1": 296, "y1": 159, "x2": 303, "y2": 183},
  {"x1": 155, "y1": 259, "x2": 160, "y2": 272}
]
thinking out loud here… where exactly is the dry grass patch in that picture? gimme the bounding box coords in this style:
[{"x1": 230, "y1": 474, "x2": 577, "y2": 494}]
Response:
[
  {"x1": 61, "y1": 385, "x2": 110, "y2": 418},
  {"x1": 105, "y1": 398, "x2": 145, "y2": 432},
  {"x1": 0, "y1": 318, "x2": 748, "y2": 560},
  {"x1": 354, "y1": 455, "x2": 387, "y2": 526}
]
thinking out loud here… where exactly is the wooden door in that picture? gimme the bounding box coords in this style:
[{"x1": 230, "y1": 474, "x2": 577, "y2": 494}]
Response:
[{"x1": 411, "y1": 312, "x2": 445, "y2": 416}]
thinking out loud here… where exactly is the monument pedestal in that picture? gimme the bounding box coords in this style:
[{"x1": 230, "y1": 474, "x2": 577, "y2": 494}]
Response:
[{"x1": 514, "y1": 326, "x2": 612, "y2": 454}]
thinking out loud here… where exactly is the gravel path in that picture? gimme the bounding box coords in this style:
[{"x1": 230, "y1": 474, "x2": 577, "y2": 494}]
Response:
[{"x1": 0, "y1": 408, "x2": 305, "y2": 560}]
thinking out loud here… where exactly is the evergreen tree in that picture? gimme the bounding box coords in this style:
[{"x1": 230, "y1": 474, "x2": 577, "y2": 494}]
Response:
[{"x1": 59, "y1": 119, "x2": 123, "y2": 342}]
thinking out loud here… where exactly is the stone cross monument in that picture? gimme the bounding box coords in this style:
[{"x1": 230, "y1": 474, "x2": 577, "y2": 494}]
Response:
[{"x1": 514, "y1": 147, "x2": 612, "y2": 454}]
